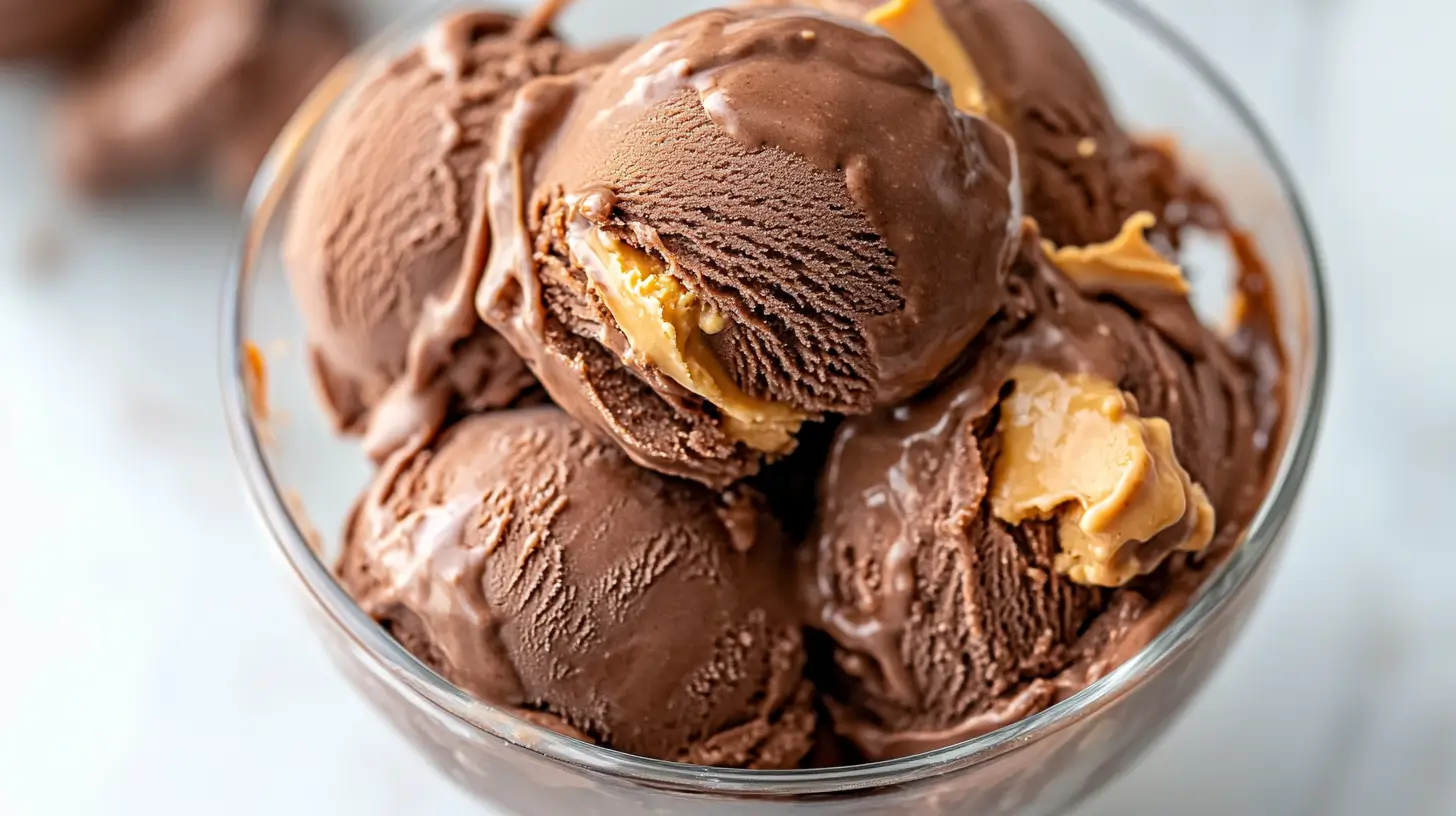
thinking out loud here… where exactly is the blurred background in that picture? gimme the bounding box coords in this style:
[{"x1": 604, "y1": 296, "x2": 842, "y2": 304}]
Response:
[{"x1": 0, "y1": 0, "x2": 1449, "y2": 813}]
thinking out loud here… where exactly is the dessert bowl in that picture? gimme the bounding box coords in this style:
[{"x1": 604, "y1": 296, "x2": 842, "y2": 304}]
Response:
[{"x1": 222, "y1": 0, "x2": 1327, "y2": 812}]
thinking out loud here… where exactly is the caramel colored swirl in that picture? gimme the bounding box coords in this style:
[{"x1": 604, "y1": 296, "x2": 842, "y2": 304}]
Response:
[
  {"x1": 1042, "y1": 212, "x2": 1189, "y2": 295},
  {"x1": 565, "y1": 204, "x2": 807, "y2": 453},
  {"x1": 991, "y1": 365, "x2": 1215, "y2": 587}
]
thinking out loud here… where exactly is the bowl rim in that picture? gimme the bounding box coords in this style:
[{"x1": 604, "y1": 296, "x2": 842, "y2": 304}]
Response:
[{"x1": 220, "y1": 0, "x2": 1329, "y2": 796}]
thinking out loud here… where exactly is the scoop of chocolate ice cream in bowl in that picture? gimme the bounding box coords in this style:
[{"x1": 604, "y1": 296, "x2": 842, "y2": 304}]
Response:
[{"x1": 223, "y1": 1, "x2": 1326, "y2": 812}]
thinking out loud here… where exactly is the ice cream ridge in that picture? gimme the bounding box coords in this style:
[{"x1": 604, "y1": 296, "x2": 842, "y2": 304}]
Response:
[{"x1": 294, "y1": 0, "x2": 1286, "y2": 771}]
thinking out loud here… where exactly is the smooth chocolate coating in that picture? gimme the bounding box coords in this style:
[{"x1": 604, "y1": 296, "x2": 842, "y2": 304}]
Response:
[
  {"x1": 756, "y1": 0, "x2": 1181, "y2": 246},
  {"x1": 934, "y1": 0, "x2": 1180, "y2": 246}
]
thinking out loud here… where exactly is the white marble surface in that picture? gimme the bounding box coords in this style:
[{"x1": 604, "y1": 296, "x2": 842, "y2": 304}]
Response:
[{"x1": 1, "y1": 1, "x2": 1453, "y2": 813}]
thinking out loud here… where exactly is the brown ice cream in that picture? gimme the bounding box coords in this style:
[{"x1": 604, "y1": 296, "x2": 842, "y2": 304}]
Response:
[
  {"x1": 285, "y1": 11, "x2": 616, "y2": 445},
  {"x1": 0, "y1": 0, "x2": 130, "y2": 61},
  {"x1": 804, "y1": 219, "x2": 1270, "y2": 759},
  {"x1": 339, "y1": 407, "x2": 816, "y2": 768},
  {"x1": 930, "y1": 0, "x2": 1181, "y2": 246},
  {"x1": 53, "y1": 0, "x2": 353, "y2": 201},
  {"x1": 475, "y1": 5, "x2": 1020, "y2": 488},
  {"x1": 759, "y1": 0, "x2": 1180, "y2": 246},
  {"x1": 288, "y1": 0, "x2": 1291, "y2": 773}
]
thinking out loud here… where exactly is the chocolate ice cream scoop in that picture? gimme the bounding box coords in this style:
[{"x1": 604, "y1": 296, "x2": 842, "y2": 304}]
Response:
[
  {"x1": 53, "y1": 0, "x2": 352, "y2": 200},
  {"x1": 0, "y1": 0, "x2": 130, "y2": 61},
  {"x1": 339, "y1": 407, "x2": 816, "y2": 769},
  {"x1": 476, "y1": 5, "x2": 1020, "y2": 488},
  {"x1": 930, "y1": 0, "x2": 1180, "y2": 246},
  {"x1": 805, "y1": 221, "x2": 1266, "y2": 759},
  {"x1": 760, "y1": 0, "x2": 1180, "y2": 246},
  {"x1": 285, "y1": 11, "x2": 615, "y2": 442}
]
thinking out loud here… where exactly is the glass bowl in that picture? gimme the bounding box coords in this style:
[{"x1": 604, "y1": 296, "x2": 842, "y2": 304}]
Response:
[{"x1": 221, "y1": 0, "x2": 1328, "y2": 812}]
